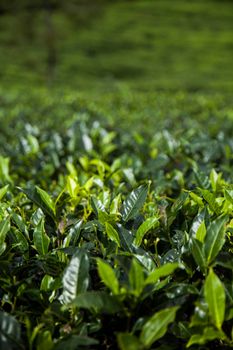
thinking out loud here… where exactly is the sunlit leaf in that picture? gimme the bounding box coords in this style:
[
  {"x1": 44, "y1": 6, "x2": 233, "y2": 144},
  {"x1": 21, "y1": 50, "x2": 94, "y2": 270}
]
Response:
[
  {"x1": 134, "y1": 217, "x2": 159, "y2": 247},
  {"x1": 204, "y1": 268, "x2": 226, "y2": 330},
  {"x1": 145, "y1": 263, "x2": 180, "y2": 285},
  {"x1": 105, "y1": 222, "x2": 120, "y2": 247},
  {"x1": 33, "y1": 219, "x2": 50, "y2": 255},
  {"x1": 97, "y1": 259, "x2": 119, "y2": 295}
]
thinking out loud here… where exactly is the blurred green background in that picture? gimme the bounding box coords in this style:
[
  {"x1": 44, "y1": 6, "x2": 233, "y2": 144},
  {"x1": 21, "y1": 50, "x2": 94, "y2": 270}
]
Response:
[{"x1": 1, "y1": 0, "x2": 233, "y2": 93}]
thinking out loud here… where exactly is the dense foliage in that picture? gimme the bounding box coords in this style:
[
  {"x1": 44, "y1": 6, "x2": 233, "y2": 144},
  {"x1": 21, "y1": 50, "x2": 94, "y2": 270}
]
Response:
[{"x1": 0, "y1": 101, "x2": 232, "y2": 349}]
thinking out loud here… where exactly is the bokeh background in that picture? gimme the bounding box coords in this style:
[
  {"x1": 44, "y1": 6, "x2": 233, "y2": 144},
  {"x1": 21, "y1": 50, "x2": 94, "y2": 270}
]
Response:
[{"x1": 1, "y1": 0, "x2": 233, "y2": 93}]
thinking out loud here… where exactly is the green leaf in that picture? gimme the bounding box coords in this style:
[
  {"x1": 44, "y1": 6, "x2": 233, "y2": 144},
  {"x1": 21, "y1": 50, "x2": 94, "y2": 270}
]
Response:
[
  {"x1": 204, "y1": 268, "x2": 225, "y2": 330},
  {"x1": 0, "y1": 311, "x2": 21, "y2": 349},
  {"x1": 97, "y1": 259, "x2": 119, "y2": 294},
  {"x1": 33, "y1": 219, "x2": 50, "y2": 255},
  {"x1": 62, "y1": 249, "x2": 89, "y2": 304},
  {"x1": 40, "y1": 275, "x2": 55, "y2": 292},
  {"x1": 10, "y1": 227, "x2": 29, "y2": 253},
  {"x1": 0, "y1": 217, "x2": 10, "y2": 256},
  {"x1": 36, "y1": 330, "x2": 53, "y2": 350},
  {"x1": 36, "y1": 186, "x2": 56, "y2": 217},
  {"x1": 11, "y1": 212, "x2": 29, "y2": 240},
  {"x1": 190, "y1": 238, "x2": 207, "y2": 274},
  {"x1": 129, "y1": 258, "x2": 144, "y2": 296},
  {"x1": 189, "y1": 192, "x2": 204, "y2": 207},
  {"x1": 134, "y1": 217, "x2": 159, "y2": 247},
  {"x1": 204, "y1": 215, "x2": 228, "y2": 264},
  {"x1": 105, "y1": 222, "x2": 120, "y2": 247},
  {"x1": 145, "y1": 262, "x2": 180, "y2": 285},
  {"x1": 117, "y1": 333, "x2": 142, "y2": 350},
  {"x1": 18, "y1": 186, "x2": 56, "y2": 220},
  {"x1": 55, "y1": 335, "x2": 98, "y2": 349},
  {"x1": 0, "y1": 184, "x2": 9, "y2": 201},
  {"x1": 140, "y1": 306, "x2": 179, "y2": 348},
  {"x1": 196, "y1": 221, "x2": 206, "y2": 243},
  {"x1": 70, "y1": 291, "x2": 121, "y2": 314},
  {"x1": 225, "y1": 189, "x2": 233, "y2": 205},
  {"x1": 63, "y1": 219, "x2": 82, "y2": 247},
  {"x1": 121, "y1": 184, "x2": 148, "y2": 222},
  {"x1": 187, "y1": 326, "x2": 226, "y2": 347},
  {"x1": 117, "y1": 224, "x2": 134, "y2": 252},
  {"x1": 0, "y1": 156, "x2": 12, "y2": 184},
  {"x1": 189, "y1": 300, "x2": 209, "y2": 327},
  {"x1": 210, "y1": 168, "x2": 219, "y2": 192},
  {"x1": 200, "y1": 189, "x2": 221, "y2": 215}
]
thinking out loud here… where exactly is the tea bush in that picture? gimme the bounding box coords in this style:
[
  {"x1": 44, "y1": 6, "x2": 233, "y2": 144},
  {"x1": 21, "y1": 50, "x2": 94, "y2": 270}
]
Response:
[{"x1": 0, "y1": 93, "x2": 232, "y2": 349}]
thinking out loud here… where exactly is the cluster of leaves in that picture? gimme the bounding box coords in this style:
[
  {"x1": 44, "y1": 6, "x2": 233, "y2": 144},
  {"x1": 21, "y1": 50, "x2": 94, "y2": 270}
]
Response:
[{"x1": 0, "y1": 115, "x2": 233, "y2": 349}]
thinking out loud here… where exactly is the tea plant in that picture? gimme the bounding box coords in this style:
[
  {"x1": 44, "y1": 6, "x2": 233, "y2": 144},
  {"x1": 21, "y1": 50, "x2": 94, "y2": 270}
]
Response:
[{"x1": 0, "y1": 115, "x2": 232, "y2": 349}]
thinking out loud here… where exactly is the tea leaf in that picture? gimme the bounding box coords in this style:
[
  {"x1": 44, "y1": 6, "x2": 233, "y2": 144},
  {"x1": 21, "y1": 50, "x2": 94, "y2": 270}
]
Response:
[
  {"x1": 204, "y1": 268, "x2": 225, "y2": 330},
  {"x1": 140, "y1": 306, "x2": 179, "y2": 348}
]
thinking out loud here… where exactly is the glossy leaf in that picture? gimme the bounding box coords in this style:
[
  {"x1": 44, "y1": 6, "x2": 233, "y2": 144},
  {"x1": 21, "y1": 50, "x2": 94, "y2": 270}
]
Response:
[
  {"x1": 33, "y1": 219, "x2": 50, "y2": 255},
  {"x1": 62, "y1": 249, "x2": 89, "y2": 304},
  {"x1": 204, "y1": 215, "x2": 228, "y2": 264},
  {"x1": 190, "y1": 238, "x2": 207, "y2": 274},
  {"x1": 140, "y1": 306, "x2": 179, "y2": 348},
  {"x1": 134, "y1": 217, "x2": 159, "y2": 247},
  {"x1": 0, "y1": 311, "x2": 21, "y2": 349},
  {"x1": 145, "y1": 263, "x2": 180, "y2": 285},
  {"x1": 121, "y1": 184, "x2": 148, "y2": 222},
  {"x1": 18, "y1": 186, "x2": 56, "y2": 220}
]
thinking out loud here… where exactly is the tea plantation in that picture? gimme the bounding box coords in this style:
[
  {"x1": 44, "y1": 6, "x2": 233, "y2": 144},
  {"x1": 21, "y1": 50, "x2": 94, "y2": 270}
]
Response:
[{"x1": 0, "y1": 0, "x2": 233, "y2": 349}]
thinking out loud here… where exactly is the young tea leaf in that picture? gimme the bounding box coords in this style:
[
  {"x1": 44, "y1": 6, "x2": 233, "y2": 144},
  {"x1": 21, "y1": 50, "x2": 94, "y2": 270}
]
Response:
[
  {"x1": 33, "y1": 219, "x2": 50, "y2": 255},
  {"x1": 0, "y1": 217, "x2": 10, "y2": 256},
  {"x1": 134, "y1": 217, "x2": 159, "y2": 247},
  {"x1": 129, "y1": 258, "x2": 144, "y2": 297},
  {"x1": 145, "y1": 262, "x2": 180, "y2": 285},
  {"x1": 0, "y1": 184, "x2": 9, "y2": 201},
  {"x1": 97, "y1": 259, "x2": 119, "y2": 295},
  {"x1": 36, "y1": 186, "x2": 56, "y2": 217},
  {"x1": 196, "y1": 221, "x2": 206, "y2": 243},
  {"x1": 105, "y1": 222, "x2": 120, "y2": 247},
  {"x1": 204, "y1": 268, "x2": 226, "y2": 330}
]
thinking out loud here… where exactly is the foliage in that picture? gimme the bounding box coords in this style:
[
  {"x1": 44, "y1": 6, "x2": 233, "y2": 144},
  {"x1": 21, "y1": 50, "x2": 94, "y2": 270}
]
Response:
[{"x1": 0, "y1": 111, "x2": 232, "y2": 349}]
